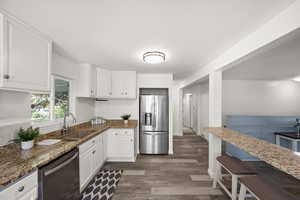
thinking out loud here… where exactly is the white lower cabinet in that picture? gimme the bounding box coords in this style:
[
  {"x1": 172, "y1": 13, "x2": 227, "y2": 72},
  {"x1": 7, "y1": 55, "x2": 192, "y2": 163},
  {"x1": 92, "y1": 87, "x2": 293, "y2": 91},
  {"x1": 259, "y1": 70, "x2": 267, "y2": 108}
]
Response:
[
  {"x1": 79, "y1": 129, "x2": 136, "y2": 190},
  {"x1": 79, "y1": 146, "x2": 94, "y2": 190},
  {"x1": 107, "y1": 129, "x2": 136, "y2": 162},
  {"x1": 0, "y1": 171, "x2": 38, "y2": 200},
  {"x1": 79, "y1": 134, "x2": 105, "y2": 191}
]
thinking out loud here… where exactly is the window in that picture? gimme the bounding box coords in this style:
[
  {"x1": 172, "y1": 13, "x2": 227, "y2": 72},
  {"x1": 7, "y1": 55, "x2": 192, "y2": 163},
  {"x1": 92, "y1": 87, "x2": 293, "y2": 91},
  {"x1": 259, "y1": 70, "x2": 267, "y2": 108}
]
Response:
[
  {"x1": 53, "y1": 78, "x2": 70, "y2": 119},
  {"x1": 31, "y1": 76, "x2": 71, "y2": 122},
  {"x1": 31, "y1": 94, "x2": 50, "y2": 121}
]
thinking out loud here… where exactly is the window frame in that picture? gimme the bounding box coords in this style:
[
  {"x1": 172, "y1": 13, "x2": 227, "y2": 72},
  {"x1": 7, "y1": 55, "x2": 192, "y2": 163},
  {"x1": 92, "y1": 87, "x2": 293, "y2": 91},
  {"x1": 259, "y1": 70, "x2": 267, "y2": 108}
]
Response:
[{"x1": 31, "y1": 75, "x2": 74, "y2": 129}]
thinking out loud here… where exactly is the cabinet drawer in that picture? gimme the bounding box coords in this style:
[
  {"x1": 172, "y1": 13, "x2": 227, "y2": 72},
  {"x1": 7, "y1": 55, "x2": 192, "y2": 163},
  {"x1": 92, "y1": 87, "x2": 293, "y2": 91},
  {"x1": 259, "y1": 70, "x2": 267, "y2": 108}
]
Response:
[
  {"x1": 79, "y1": 137, "x2": 96, "y2": 154},
  {"x1": 111, "y1": 129, "x2": 134, "y2": 137},
  {"x1": 0, "y1": 171, "x2": 38, "y2": 199}
]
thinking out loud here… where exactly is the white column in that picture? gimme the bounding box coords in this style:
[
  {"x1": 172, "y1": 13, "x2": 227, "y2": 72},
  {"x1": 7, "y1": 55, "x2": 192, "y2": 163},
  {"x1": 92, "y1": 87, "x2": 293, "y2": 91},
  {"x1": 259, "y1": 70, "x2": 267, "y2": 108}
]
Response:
[{"x1": 208, "y1": 71, "x2": 223, "y2": 178}]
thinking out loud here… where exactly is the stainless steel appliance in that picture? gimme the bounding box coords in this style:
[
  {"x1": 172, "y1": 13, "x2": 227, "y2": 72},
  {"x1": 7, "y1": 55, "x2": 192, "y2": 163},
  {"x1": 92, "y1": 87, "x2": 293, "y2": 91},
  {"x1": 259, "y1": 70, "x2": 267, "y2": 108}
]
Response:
[
  {"x1": 38, "y1": 148, "x2": 80, "y2": 200},
  {"x1": 139, "y1": 88, "x2": 169, "y2": 154}
]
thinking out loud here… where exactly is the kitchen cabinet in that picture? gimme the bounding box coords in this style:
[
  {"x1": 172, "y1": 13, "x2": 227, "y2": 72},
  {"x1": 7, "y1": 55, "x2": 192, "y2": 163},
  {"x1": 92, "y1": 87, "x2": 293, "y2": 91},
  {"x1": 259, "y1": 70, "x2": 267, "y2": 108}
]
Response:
[
  {"x1": 93, "y1": 134, "x2": 105, "y2": 173},
  {"x1": 107, "y1": 128, "x2": 136, "y2": 162},
  {"x1": 111, "y1": 71, "x2": 136, "y2": 99},
  {"x1": 0, "y1": 13, "x2": 52, "y2": 92},
  {"x1": 0, "y1": 171, "x2": 38, "y2": 200},
  {"x1": 79, "y1": 134, "x2": 105, "y2": 190},
  {"x1": 77, "y1": 64, "x2": 97, "y2": 98},
  {"x1": 79, "y1": 146, "x2": 94, "y2": 190},
  {"x1": 96, "y1": 68, "x2": 112, "y2": 98}
]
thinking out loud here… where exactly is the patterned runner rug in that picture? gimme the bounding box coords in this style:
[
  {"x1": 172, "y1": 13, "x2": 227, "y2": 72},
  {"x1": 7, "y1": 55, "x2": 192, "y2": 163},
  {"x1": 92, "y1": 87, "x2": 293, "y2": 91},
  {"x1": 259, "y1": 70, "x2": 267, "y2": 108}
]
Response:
[{"x1": 81, "y1": 169, "x2": 123, "y2": 200}]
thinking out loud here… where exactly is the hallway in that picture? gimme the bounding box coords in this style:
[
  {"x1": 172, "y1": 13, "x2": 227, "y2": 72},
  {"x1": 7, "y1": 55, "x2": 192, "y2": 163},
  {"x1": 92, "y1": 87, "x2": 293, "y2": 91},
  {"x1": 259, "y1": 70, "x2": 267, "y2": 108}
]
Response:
[{"x1": 104, "y1": 132, "x2": 229, "y2": 200}]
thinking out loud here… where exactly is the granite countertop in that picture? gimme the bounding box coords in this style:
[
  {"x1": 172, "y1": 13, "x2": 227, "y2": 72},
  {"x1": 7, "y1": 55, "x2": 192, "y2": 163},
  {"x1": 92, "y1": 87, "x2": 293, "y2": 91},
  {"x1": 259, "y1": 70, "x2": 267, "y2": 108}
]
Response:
[
  {"x1": 203, "y1": 127, "x2": 300, "y2": 180},
  {"x1": 0, "y1": 120, "x2": 137, "y2": 187}
]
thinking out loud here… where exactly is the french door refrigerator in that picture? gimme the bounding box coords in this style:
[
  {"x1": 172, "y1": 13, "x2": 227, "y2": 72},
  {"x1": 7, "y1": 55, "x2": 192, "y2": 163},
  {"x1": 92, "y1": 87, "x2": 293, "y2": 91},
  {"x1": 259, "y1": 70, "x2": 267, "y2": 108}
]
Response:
[{"x1": 139, "y1": 89, "x2": 169, "y2": 154}]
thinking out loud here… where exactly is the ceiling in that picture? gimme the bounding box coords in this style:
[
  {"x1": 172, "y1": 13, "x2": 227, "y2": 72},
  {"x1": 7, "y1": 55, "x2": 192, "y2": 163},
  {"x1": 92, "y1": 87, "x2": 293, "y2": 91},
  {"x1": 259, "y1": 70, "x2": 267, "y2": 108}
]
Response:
[
  {"x1": 0, "y1": 0, "x2": 295, "y2": 79},
  {"x1": 223, "y1": 28, "x2": 300, "y2": 81}
]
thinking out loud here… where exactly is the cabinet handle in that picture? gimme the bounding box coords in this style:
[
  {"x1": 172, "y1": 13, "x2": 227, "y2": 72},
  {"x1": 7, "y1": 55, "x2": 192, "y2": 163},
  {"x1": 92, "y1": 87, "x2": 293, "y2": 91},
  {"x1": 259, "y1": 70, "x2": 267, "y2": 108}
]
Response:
[
  {"x1": 92, "y1": 150, "x2": 96, "y2": 154},
  {"x1": 18, "y1": 186, "x2": 25, "y2": 192},
  {"x1": 3, "y1": 74, "x2": 10, "y2": 79}
]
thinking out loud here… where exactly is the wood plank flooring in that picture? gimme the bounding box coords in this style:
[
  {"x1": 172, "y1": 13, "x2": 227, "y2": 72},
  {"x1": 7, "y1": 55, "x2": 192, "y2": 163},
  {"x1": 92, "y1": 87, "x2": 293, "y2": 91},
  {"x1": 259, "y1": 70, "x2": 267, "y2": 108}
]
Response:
[{"x1": 103, "y1": 129, "x2": 229, "y2": 200}]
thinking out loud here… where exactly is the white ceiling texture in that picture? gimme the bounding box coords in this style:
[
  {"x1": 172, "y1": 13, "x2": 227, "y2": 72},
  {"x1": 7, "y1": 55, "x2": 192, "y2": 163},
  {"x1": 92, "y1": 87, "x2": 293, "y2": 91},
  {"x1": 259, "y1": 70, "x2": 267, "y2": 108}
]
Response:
[{"x1": 0, "y1": 0, "x2": 295, "y2": 79}]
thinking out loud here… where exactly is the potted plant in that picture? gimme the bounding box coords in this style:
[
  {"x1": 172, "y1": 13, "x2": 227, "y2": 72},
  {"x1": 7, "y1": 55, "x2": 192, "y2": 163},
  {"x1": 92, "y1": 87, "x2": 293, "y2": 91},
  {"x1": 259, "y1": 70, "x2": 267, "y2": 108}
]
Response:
[
  {"x1": 18, "y1": 127, "x2": 40, "y2": 150},
  {"x1": 121, "y1": 114, "x2": 131, "y2": 124}
]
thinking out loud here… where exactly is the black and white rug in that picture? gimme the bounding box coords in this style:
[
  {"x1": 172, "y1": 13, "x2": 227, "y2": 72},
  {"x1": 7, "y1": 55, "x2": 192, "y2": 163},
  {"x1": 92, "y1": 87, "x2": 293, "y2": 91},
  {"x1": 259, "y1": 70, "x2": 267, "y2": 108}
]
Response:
[{"x1": 81, "y1": 169, "x2": 123, "y2": 200}]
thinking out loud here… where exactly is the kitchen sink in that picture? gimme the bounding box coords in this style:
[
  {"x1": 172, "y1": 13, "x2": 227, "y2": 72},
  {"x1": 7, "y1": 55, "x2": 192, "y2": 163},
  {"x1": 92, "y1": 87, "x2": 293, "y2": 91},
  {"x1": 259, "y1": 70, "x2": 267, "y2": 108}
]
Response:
[{"x1": 63, "y1": 129, "x2": 98, "y2": 140}]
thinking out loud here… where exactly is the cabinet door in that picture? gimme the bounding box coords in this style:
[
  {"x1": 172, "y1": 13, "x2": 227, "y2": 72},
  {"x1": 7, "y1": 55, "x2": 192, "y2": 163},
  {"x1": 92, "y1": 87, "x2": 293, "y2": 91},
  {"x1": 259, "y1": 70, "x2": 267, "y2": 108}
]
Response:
[
  {"x1": 16, "y1": 187, "x2": 37, "y2": 200},
  {"x1": 111, "y1": 71, "x2": 123, "y2": 98},
  {"x1": 119, "y1": 130, "x2": 134, "y2": 158},
  {"x1": 97, "y1": 68, "x2": 112, "y2": 98},
  {"x1": 122, "y1": 71, "x2": 136, "y2": 98},
  {"x1": 79, "y1": 147, "x2": 94, "y2": 189},
  {"x1": 103, "y1": 131, "x2": 108, "y2": 160},
  {"x1": 2, "y1": 17, "x2": 51, "y2": 92},
  {"x1": 90, "y1": 66, "x2": 97, "y2": 97},
  {"x1": 107, "y1": 130, "x2": 119, "y2": 158},
  {"x1": 108, "y1": 129, "x2": 134, "y2": 159},
  {"x1": 93, "y1": 135, "x2": 104, "y2": 172}
]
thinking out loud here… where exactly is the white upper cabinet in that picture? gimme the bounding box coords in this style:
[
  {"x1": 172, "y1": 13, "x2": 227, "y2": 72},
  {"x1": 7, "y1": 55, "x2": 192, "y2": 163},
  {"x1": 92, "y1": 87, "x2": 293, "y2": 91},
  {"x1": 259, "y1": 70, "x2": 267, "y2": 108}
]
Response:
[
  {"x1": 0, "y1": 13, "x2": 52, "y2": 92},
  {"x1": 77, "y1": 64, "x2": 97, "y2": 97},
  {"x1": 95, "y1": 68, "x2": 136, "y2": 99},
  {"x1": 111, "y1": 71, "x2": 136, "y2": 99},
  {"x1": 97, "y1": 68, "x2": 112, "y2": 98}
]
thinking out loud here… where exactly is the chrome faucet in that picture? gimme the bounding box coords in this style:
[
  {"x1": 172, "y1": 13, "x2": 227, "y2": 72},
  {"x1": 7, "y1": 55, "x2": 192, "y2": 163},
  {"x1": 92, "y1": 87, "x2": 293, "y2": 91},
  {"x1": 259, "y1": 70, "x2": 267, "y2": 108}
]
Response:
[{"x1": 61, "y1": 112, "x2": 77, "y2": 135}]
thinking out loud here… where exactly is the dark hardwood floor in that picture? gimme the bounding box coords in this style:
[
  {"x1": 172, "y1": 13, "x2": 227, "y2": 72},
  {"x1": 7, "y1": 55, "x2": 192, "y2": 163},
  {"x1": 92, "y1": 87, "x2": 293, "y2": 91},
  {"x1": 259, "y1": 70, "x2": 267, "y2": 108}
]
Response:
[
  {"x1": 103, "y1": 128, "x2": 300, "y2": 199},
  {"x1": 103, "y1": 128, "x2": 229, "y2": 200}
]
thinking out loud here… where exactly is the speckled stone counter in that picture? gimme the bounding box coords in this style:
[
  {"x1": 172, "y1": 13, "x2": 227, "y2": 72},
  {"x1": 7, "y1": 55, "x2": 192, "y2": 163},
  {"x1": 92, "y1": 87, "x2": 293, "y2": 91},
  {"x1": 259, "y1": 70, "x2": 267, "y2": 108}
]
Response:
[
  {"x1": 108, "y1": 120, "x2": 138, "y2": 129},
  {"x1": 0, "y1": 120, "x2": 137, "y2": 187},
  {"x1": 203, "y1": 127, "x2": 300, "y2": 180}
]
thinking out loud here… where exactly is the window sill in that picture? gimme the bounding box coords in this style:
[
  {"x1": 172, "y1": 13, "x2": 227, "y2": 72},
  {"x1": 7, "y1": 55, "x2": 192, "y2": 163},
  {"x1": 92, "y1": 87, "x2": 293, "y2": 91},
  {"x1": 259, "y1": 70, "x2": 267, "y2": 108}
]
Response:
[{"x1": 32, "y1": 118, "x2": 73, "y2": 134}]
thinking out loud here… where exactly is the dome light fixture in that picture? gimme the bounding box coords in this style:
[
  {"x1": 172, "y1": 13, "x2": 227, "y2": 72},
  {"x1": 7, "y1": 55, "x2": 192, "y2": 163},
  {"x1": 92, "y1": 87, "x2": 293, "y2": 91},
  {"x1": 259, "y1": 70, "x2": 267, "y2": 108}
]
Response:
[{"x1": 143, "y1": 51, "x2": 166, "y2": 64}]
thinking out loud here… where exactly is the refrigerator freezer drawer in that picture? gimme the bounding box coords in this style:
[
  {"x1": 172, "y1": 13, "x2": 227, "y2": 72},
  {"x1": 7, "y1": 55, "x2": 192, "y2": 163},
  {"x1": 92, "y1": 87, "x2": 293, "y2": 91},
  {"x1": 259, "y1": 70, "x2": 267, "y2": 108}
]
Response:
[{"x1": 140, "y1": 132, "x2": 169, "y2": 154}]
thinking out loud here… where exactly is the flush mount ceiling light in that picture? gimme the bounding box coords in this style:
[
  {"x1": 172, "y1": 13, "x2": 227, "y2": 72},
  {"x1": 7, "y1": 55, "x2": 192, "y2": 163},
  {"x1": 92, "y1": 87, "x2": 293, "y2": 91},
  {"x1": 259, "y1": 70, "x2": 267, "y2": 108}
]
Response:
[
  {"x1": 293, "y1": 76, "x2": 300, "y2": 82},
  {"x1": 143, "y1": 51, "x2": 166, "y2": 64}
]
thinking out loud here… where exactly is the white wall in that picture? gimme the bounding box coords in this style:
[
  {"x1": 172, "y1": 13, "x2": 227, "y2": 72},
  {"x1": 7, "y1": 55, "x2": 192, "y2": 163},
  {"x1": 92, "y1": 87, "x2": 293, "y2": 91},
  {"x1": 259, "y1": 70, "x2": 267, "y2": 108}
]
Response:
[
  {"x1": 95, "y1": 100, "x2": 138, "y2": 120},
  {"x1": 199, "y1": 82, "x2": 209, "y2": 135},
  {"x1": 182, "y1": 82, "x2": 209, "y2": 136},
  {"x1": 223, "y1": 80, "x2": 300, "y2": 116},
  {"x1": 0, "y1": 90, "x2": 31, "y2": 119},
  {"x1": 172, "y1": 83, "x2": 183, "y2": 136}
]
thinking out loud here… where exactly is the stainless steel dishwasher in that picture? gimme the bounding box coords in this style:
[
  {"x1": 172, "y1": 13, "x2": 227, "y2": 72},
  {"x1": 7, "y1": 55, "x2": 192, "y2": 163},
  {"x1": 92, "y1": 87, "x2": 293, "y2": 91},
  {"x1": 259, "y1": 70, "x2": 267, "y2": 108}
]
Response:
[{"x1": 38, "y1": 148, "x2": 80, "y2": 200}]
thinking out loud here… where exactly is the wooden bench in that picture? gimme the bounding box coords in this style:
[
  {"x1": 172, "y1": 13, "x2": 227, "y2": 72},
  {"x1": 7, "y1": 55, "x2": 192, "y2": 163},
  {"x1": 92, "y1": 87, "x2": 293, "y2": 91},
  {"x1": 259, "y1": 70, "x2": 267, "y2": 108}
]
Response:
[
  {"x1": 239, "y1": 176, "x2": 299, "y2": 200},
  {"x1": 213, "y1": 155, "x2": 256, "y2": 200}
]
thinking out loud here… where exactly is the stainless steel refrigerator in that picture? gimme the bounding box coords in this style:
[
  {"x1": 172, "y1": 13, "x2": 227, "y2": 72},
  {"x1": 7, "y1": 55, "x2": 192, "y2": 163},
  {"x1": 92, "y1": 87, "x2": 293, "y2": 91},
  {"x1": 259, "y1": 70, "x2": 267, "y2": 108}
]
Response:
[{"x1": 139, "y1": 89, "x2": 169, "y2": 154}]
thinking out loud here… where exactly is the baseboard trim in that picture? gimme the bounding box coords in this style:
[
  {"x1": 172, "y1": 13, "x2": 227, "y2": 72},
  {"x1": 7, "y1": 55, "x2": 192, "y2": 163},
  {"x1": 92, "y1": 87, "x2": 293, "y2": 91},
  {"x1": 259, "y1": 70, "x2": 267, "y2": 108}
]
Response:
[{"x1": 208, "y1": 168, "x2": 215, "y2": 179}]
